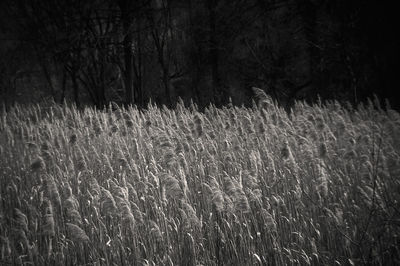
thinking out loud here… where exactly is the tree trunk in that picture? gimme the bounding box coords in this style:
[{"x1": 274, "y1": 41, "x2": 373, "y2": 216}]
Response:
[
  {"x1": 150, "y1": 0, "x2": 172, "y2": 107},
  {"x1": 39, "y1": 58, "x2": 56, "y2": 99},
  {"x1": 207, "y1": 0, "x2": 221, "y2": 105},
  {"x1": 60, "y1": 67, "x2": 67, "y2": 103},
  {"x1": 188, "y1": 0, "x2": 201, "y2": 104},
  {"x1": 99, "y1": 54, "x2": 107, "y2": 108},
  {"x1": 71, "y1": 69, "x2": 80, "y2": 107},
  {"x1": 299, "y1": 0, "x2": 318, "y2": 98},
  {"x1": 162, "y1": 63, "x2": 171, "y2": 106},
  {"x1": 124, "y1": 36, "x2": 134, "y2": 105},
  {"x1": 120, "y1": 3, "x2": 134, "y2": 106},
  {"x1": 153, "y1": 29, "x2": 172, "y2": 106},
  {"x1": 135, "y1": 18, "x2": 144, "y2": 107}
]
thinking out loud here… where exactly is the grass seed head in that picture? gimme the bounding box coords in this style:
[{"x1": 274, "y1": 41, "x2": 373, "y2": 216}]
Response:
[
  {"x1": 66, "y1": 223, "x2": 90, "y2": 243},
  {"x1": 164, "y1": 175, "x2": 184, "y2": 200},
  {"x1": 42, "y1": 200, "x2": 55, "y2": 237},
  {"x1": 235, "y1": 191, "x2": 250, "y2": 213},
  {"x1": 14, "y1": 208, "x2": 28, "y2": 232},
  {"x1": 149, "y1": 220, "x2": 163, "y2": 242}
]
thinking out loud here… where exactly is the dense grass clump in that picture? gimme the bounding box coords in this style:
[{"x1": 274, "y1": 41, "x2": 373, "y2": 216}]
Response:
[{"x1": 1, "y1": 93, "x2": 399, "y2": 265}]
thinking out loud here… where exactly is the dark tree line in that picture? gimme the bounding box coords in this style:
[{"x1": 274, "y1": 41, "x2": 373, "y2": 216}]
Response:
[{"x1": 0, "y1": 0, "x2": 398, "y2": 109}]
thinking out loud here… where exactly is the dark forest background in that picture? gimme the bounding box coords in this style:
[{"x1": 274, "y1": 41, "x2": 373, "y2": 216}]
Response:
[{"x1": 0, "y1": 0, "x2": 398, "y2": 110}]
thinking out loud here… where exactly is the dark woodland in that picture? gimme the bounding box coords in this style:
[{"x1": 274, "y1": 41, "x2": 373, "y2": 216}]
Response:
[{"x1": 0, "y1": 0, "x2": 398, "y2": 109}]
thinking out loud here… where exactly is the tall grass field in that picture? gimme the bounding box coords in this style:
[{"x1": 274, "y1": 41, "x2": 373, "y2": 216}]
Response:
[{"x1": 1, "y1": 91, "x2": 399, "y2": 265}]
